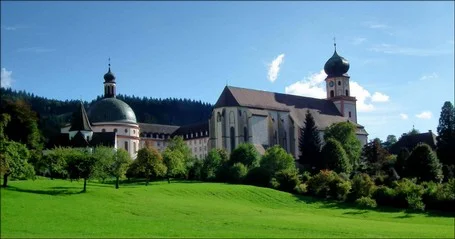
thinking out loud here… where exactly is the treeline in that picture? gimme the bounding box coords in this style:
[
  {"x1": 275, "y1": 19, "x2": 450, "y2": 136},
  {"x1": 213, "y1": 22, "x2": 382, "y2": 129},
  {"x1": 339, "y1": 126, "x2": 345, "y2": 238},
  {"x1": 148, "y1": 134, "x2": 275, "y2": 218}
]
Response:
[{"x1": 0, "y1": 88, "x2": 213, "y2": 148}]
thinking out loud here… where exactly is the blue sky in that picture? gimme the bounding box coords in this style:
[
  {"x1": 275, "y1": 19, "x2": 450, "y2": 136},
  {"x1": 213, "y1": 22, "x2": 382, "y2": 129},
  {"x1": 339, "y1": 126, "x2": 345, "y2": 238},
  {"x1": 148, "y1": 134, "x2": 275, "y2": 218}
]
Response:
[{"x1": 1, "y1": 1, "x2": 454, "y2": 141}]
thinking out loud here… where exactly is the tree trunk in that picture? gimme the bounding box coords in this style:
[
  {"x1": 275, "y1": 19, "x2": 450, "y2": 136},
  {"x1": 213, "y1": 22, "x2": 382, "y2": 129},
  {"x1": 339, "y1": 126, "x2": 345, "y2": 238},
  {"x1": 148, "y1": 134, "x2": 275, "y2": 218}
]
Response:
[
  {"x1": 145, "y1": 178, "x2": 149, "y2": 186},
  {"x1": 115, "y1": 177, "x2": 119, "y2": 189},
  {"x1": 83, "y1": 178, "x2": 87, "y2": 192},
  {"x1": 168, "y1": 177, "x2": 171, "y2": 184},
  {"x1": 2, "y1": 174, "x2": 8, "y2": 188}
]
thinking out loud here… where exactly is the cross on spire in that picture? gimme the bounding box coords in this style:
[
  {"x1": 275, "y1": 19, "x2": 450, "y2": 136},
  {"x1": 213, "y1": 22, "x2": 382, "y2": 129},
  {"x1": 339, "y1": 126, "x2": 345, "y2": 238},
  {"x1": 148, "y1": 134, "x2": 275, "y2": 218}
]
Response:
[
  {"x1": 333, "y1": 37, "x2": 337, "y2": 51},
  {"x1": 108, "y1": 57, "x2": 111, "y2": 68}
]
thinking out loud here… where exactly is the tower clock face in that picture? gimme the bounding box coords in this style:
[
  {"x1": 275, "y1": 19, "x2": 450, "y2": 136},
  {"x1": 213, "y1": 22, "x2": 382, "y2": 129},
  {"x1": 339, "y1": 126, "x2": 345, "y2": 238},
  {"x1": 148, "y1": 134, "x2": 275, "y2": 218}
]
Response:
[{"x1": 329, "y1": 81, "x2": 334, "y2": 87}]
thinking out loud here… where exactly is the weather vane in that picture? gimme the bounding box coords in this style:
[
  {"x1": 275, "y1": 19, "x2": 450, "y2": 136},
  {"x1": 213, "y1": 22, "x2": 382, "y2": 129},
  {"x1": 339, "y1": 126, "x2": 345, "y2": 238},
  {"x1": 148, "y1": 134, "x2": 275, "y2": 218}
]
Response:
[
  {"x1": 333, "y1": 37, "x2": 337, "y2": 50},
  {"x1": 108, "y1": 57, "x2": 111, "y2": 68}
]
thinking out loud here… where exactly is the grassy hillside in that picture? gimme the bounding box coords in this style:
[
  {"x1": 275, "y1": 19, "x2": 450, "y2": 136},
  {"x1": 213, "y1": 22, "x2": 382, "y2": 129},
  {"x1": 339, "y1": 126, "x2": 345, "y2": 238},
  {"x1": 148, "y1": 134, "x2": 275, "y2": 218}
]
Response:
[{"x1": 1, "y1": 179, "x2": 453, "y2": 238}]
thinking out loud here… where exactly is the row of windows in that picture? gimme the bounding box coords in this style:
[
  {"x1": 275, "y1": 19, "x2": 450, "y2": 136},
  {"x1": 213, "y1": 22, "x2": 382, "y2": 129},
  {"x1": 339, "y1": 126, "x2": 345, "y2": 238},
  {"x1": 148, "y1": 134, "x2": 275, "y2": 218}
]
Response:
[
  {"x1": 193, "y1": 146, "x2": 207, "y2": 153},
  {"x1": 142, "y1": 133, "x2": 171, "y2": 139},
  {"x1": 187, "y1": 138, "x2": 207, "y2": 145},
  {"x1": 101, "y1": 128, "x2": 136, "y2": 134},
  {"x1": 185, "y1": 131, "x2": 208, "y2": 139}
]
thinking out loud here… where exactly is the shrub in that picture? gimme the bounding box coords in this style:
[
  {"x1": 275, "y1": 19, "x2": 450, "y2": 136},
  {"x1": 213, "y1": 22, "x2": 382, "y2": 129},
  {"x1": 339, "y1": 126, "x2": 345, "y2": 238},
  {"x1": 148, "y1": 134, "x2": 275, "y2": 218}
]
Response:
[
  {"x1": 273, "y1": 169, "x2": 301, "y2": 193},
  {"x1": 355, "y1": 196, "x2": 377, "y2": 209},
  {"x1": 229, "y1": 143, "x2": 260, "y2": 168},
  {"x1": 422, "y1": 179, "x2": 455, "y2": 211},
  {"x1": 307, "y1": 170, "x2": 350, "y2": 201},
  {"x1": 393, "y1": 178, "x2": 425, "y2": 210},
  {"x1": 350, "y1": 173, "x2": 376, "y2": 200},
  {"x1": 301, "y1": 171, "x2": 312, "y2": 183},
  {"x1": 373, "y1": 186, "x2": 396, "y2": 207},
  {"x1": 333, "y1": 180, "x2": 351, "y2": 201},
  {"x1": 202, "y1": 149, "x2": 222, "y2": 181},
  {"x1": 308, "y1": 170, "x2": 337, "y2": 198},
  {"x1": 244, "y1": 167, "x2": 270, "y2": 187},
  {"x1": 294, "y1": 183, "x2": 308, "y2": 195},
  {"x1": 227, "y1": 162, "x2": 248, "y2": 184},
  {"x1": 321, "y1": 138, "x2": 352, "y2": 174},
  {"x1": 406, "y1": 143, "x2": 443, "y2": 183}
]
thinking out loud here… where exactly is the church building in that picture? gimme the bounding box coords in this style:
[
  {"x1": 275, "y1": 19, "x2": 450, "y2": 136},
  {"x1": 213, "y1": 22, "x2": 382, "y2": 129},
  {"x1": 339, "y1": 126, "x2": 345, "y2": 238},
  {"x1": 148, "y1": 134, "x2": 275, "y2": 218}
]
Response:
[
  {"x1": 208, "y1": 46, "x2": 368, "y2": 159},
  {"x1": 60, "y1": 45, "x2": 367, "y2": 161}
]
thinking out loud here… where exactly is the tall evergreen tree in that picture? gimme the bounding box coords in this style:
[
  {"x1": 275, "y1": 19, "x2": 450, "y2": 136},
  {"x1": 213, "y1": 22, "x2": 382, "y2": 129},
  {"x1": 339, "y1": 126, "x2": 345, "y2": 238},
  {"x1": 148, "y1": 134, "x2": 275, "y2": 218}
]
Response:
[
  {"x1": 298, "y1": 110, "x2": 322, "y2": 171},
  {"x1": 436, "y1": 101, "x2": 455, "y2": 179}
]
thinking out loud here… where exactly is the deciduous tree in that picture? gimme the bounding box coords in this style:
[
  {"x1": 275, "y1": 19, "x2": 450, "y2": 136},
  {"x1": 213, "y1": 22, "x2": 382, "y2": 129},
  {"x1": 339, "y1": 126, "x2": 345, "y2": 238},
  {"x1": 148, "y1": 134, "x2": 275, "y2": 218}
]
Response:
[
  {"x1": 324, "y1": 122, "x2": 361, "y2": 170},
  {"x1": 136, "y1": 147, "x2": 167, "y2": 185}
]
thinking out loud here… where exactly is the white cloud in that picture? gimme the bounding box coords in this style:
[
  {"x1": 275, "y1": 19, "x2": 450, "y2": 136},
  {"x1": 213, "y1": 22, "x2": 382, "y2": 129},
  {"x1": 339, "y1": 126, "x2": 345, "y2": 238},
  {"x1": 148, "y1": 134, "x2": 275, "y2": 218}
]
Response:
[
  {"x1": 420, "y1": 72, "x2": 438, "y2": 81},
  {"x1": 399, "y1": 113, "x2": 409, "y2": 120},
  {"x1": 371, "y1": 92, "x2": 390, "y2": 102},
  {"x1": 285, "y1": 70, "x2": 327, "y2": 99},
  {"x1": 1, "y1": 68, "x2": 13, "y2": 88},
  {"x1": 352, "y1": 37, "x2": 367, "y2": 45},
  {"x1": 416, "y1": 111, "x2": 432, "y2": 119},
  {"x1": 350, "y1": 81, "x2": 374, "y2": 112},
  {"x1": 369, "y1": 44, "x2": 451, "y2": 56},
  {"x1": 267, "y1": 54, "x2": 285, "y2": 83},
  {"x1": 284, "y1": 70, "x2": 390, "y2": 112}
]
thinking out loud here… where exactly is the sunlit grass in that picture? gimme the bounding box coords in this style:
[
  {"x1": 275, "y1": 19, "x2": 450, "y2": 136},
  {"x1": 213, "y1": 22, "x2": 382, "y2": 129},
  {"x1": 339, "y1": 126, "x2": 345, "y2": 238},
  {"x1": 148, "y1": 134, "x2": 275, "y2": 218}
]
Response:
[{"x1": 1, "y1": 179, "x2": 453, "y2": 238}]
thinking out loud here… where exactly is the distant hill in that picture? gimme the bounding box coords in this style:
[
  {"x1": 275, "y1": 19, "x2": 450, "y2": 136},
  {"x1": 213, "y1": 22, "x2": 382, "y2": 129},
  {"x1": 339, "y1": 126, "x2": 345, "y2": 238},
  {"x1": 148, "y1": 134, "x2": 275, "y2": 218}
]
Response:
[{"x1": 0, "y1": 88, "x2": 213, "y2": 147}]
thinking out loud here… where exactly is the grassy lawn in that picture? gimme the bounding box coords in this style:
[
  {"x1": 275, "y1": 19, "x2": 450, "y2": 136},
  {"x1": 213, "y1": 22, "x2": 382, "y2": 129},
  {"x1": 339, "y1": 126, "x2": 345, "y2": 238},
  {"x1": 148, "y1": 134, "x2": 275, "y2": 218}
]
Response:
[{"x1": 1, "y1": 178, "x2": 454, "y2": 238}]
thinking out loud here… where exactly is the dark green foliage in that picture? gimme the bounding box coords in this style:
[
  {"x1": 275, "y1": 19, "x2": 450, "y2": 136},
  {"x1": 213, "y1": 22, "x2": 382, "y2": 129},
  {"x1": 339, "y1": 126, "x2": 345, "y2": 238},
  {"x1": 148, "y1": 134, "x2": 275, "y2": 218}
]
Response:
[
  {"x1": 109, "y1": 149, "x2": 132, "y2": 189},
  {"x1": 271, "y1": 169, "x2": 301, "y2": 193},
  {"x1": 244, "y1": 167, "x2": 270, "y2": 187},
  {"x1": 163, "y1": 149, "x2": 186, "y2": 183},
  {"x1": 382, "y1": 135, "x2": 397, "y2": 151},
  {"x1": 0, "y1": 88, "x2": 212, "y2": 149},
  {"x1": 307, "y1": 170, "x2": 351, "y2": 201},
  {"x1": 229, "y1": 143, "x2": 260, "y2": 168},
  {"x1": 0, "y1": 99, "x2": 43, "y2": 150},
  {"x1": 395, "y1": 147, "x2": 410, "y2": 177},
  {"x1": 421, "y1": 179, "x2": 455, "y2": 211},
  {"x1": 321, "y1": 138, "x2": 352, "y2": 174},
  {"x1": 361, "y1": 138, "x2": 390, "y2": 176},
  {"x1": 136, "y1": 147, "x2": 167, "y2": 185},
  {"x1": 261, "y1": 145, "x2": 296, "y2": 176},
  {"x1": 298, "y1": 110, "x2": 322, "y2": 171},
  {"x1": 407, "y1": 143, "x2": 443, "y2": 182},
  {"x1": 350, "y1": 173, "x2": 376, "y2": 200},
  {"x1": 201, "y1": 149, "x2": 222, "y2": 181},
  {"x1": 301, "y1": 171, "x2": 312, "y2": 183},
  {"x1": 355, "y1": 197, "x2": 377, "y2": 209},
  {"x1": 436, "y1": 101, "x2": 455, "y2": 178},
  {"x1": 324, "y1": 122, "x2": 362, "y2": 169},
  {"x1": 0, "y1": 140, "x2": 34, "y2": 187},
  {"x1": 373, "y1": 186, "x2": 397, "y2": 207},
  {"x1": 44, "y1": 147, "x2": 70, "y2": 179},
  {"x1": 227, "y1": 163, "x2": 248, "y2": 184},
  {"x1": 186, "y1": 158, "x2": 203, "y2": 181},
  {"x1": 92, "y1": 146, "x2": 115, "y2": 182}
]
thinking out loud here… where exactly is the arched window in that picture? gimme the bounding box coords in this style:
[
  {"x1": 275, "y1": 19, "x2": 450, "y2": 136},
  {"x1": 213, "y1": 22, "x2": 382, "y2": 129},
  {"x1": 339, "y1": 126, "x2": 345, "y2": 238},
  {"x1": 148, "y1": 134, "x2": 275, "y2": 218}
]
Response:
[
  {"x1": 217, "y1": 112, "x2": 222, "y2": 122},
  {"x1": 346, "y1": 90, "x2": 349, "y2": 96},
  {"x1": 124, "y1": 141, "x2": 128, "y2": 152},
  {"x1": 102, "y1": 129, "x2": 106, "y2": 132},
  {"x1": 330, "y1": 90, "x2": 334, "y2": 97},
  {"x1": 338, "y1": 81, "x2": 341, "y2": 86},
  {"x1": 244, "y1": 126, "x2": 248, "y2": 142},
  {"x1": 124, "y1": 129, "x2": 128, "y2": 133},
  {"x1": 274, "y1": 130, "x2": 278, "y2": 145},
  {"x1": 283, "y1": 131, "x2": 287, "y2": 150},
  {"x1": 229, "y1": 111, "x2": 235, "y2": 124},
  {"x1": 349, "y1": 111, "x2": 352, "y2": 118},
  {"x1": 114, "y1": 128, "x2": 118, "y2": 133},
  {"x1": 230, "y1": 127, "x2": 235, "y2": 152}
]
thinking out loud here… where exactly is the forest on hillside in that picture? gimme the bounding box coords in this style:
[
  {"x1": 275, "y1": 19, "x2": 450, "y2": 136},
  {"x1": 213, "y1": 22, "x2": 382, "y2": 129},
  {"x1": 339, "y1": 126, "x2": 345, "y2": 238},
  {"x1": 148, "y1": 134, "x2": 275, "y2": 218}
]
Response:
[{"x1": 0, "y1": 88, "x2": 213, "y2": 147}]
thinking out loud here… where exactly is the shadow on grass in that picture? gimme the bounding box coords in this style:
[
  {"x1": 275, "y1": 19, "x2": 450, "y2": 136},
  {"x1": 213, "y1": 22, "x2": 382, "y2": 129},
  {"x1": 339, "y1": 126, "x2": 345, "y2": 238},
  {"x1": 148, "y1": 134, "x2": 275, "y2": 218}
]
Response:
[
  {"x1": 292, "y1": 194, "x2": 455, "y2": 218},
  {"x1": 6, "y1": 185, "x2": 85, "y2": 196}
]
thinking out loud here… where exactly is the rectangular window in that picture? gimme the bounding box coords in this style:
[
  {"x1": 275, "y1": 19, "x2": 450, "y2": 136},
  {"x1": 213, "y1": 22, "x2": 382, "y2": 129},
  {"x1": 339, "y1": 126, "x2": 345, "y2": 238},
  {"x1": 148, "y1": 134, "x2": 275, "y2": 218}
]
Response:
[
  {"x1": 124, "y1": 141, "x2": 128, "y2": 152},
  {"x1": 349, "y1": 111, "x2": 352, "y2": 118}
]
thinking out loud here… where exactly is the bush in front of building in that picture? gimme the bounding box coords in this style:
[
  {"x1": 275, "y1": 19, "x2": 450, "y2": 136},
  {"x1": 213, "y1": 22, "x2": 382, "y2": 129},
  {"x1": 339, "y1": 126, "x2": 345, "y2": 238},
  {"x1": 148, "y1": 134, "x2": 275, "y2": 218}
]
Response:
[
  {"x1": 355, "y1": 196, "x2": 377, "y2": 209},
  {"x1": 271, "y1": 169, "x2": 301, "y2": 193},
  {"x1": 229, "y1": 143, "x2": 260, "y2": 169},
  {"x1": 227, "y1": 162, "x2": 248, "y2": 184},
  {"x1": 349, "y1": 173, "x2": 376, "y2": 201},
  {"x1": 307, "y1": 170, "x2": 351, "y2": 201}
]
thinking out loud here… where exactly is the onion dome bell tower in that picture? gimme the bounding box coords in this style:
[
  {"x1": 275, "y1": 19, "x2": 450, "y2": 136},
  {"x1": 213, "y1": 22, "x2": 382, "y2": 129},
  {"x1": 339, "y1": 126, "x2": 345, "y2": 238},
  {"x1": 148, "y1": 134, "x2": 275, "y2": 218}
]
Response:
[
  {"x1": 104, "y1": 58, "x2": 116, "y2": 98},
  {"x1": 324, "y1": 41, "x2": 358, "y2": 123}
]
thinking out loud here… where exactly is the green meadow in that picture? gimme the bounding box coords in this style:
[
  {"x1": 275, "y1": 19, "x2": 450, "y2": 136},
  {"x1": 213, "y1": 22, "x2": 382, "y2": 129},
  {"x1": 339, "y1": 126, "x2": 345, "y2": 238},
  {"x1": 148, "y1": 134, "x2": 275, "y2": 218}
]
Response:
[{"x1": 1, "y1": 179, "x2": 453, "y2": 238}]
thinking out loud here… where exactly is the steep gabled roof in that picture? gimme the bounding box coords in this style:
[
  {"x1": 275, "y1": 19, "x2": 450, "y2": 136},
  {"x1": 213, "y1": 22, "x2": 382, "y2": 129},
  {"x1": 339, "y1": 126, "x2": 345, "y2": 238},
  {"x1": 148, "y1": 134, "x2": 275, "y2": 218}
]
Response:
[
  {"x1": 91, "y1": 132, "x2": 116, "y2": 147},
  {"x1": 214, "y1": 86, "x2": 342, "y2": 116},
  {"x1": 213, "y1": 86, "x2": 367, "y2": 133},
  {"x1": 390, "y1": 131, "x2": 437, "y2": 154},
  {"x1": 172, "y1": 121, "x2": 209, "y2": 139},
  {"x1": 139, "y1": 123, "x2": 180, "y2": 135},
  {"x1": 69, "y1": 102, "x2": 92, "y2": 132},
  {"x1": 70, "y1": 131, "x2": 90, "y2": 147}
]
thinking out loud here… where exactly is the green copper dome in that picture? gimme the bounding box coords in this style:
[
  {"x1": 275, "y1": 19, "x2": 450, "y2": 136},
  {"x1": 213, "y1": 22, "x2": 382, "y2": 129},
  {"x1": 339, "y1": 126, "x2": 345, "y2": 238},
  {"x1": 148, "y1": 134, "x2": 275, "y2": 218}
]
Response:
[
  {"x1": 324, "y1": 50, "x2": 350, "y2": 77},
  {"x1": 88, "y1": 98, "x2": 137, "y2": 124}
]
